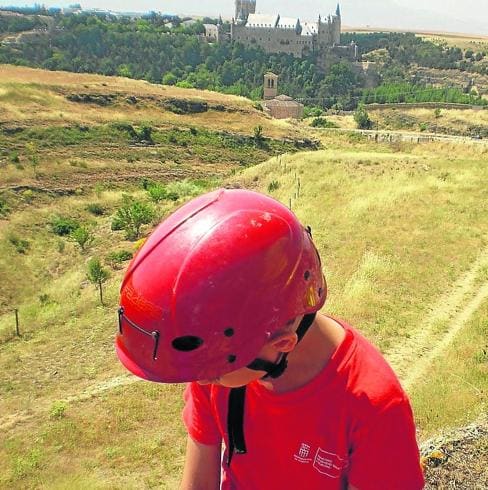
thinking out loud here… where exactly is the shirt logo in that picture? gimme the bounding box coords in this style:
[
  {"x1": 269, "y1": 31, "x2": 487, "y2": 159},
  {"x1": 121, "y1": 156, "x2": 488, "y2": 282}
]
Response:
[
  {"x1": 313, "y1": 448, "x2": 348, "y2": 478},
  {"x1": 293, "y1": 442, "x2": 312, "y2": 463}
]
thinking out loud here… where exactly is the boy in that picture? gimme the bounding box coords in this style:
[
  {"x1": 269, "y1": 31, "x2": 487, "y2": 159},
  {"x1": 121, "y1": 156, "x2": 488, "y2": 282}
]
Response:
[{"x1": 116, "y1": 188, "x2": 424, "y2": 489}]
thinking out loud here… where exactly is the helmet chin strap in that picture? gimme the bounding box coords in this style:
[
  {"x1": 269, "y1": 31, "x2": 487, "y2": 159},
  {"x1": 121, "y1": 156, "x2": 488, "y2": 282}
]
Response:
[
  {"x1": 246, "y1": 312, "x2": 317, "y2": 380},
  {"x1": 227, "y1": 313, "x2": 316, "y2": 465}
]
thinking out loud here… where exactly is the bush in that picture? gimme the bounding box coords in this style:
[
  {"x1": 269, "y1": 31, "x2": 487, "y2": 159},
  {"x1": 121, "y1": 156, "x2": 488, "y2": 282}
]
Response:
[
  {"x1": 86, "y1": 203, "x2": 104, "y2": 215},
  {"x1": 111, "y1": 195, "x2": 155, "y2": 240},
  {"x1": 147, "y1": 182, "x2": 169, "y2": 202},
  {"x1": 267, "y1": 180, "x2": 280, "y2": 192},
  {"x1": 22, "y1": 189, "x2": 34, "y2": 203},
  {"x1": 107, "y1": 250, "x2": 133, "y2": 268},
  {"x1": 310, "y1": 117, "x2": 339, "y2": 128},
  {"x1": 8, "y1": 234, "x2": 30, "y2": 254},
  {"x1": 165, "y1": 180, "x2": 204, "y2": 201},
  {"x1": 0, "y1": 196, "x2": 9, "y2": 217},
  {"x1": 138, "y1": 125, "x2": 154, "y2": 144},
  {"x1": 50, "y1": 216, "x2": 79, "y2": 236},
  {"x1": 69, "y1": 226, "x2": 94, "y2": 252},
  {"x1": 50, "y1": 401, "x2": 68, "y2": 419},
  {"x1": 354, "y1": 105, "x2": 373, "y2": 130},
  {"x1": 303, "y1": 106, "x2": 324, "y2": 118},
  {"x1": 9, "y1": 151, "x2": 20, "y2": 164}
]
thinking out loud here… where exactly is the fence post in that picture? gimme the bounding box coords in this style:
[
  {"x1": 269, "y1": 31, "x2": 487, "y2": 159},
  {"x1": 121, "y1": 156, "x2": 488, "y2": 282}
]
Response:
[{"x1": 14, "y1": 308, "x2": 20, "y2": 337}]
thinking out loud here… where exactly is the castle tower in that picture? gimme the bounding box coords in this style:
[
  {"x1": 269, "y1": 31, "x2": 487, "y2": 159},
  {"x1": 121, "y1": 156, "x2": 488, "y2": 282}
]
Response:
[
  {"x1": 333, "y1": 3, "x2": 341, "y2": 44},
  {"x1": 263, "y1": 72, "x2": 278, "y2": 100},
  {"x1": 235, "y1": 0, "x2": 256, "y2": 23}
]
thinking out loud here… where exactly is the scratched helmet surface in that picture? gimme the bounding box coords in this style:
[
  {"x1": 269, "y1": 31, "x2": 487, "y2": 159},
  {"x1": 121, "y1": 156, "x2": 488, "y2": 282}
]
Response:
[{"x1": 115, "y1": 188, "x2": 326, "y2": 383}]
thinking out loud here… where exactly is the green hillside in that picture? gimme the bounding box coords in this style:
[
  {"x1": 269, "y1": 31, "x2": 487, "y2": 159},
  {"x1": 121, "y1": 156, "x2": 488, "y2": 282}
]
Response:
[{"x1": 0, "y1": 65, "x2": 487, "y2": 488}]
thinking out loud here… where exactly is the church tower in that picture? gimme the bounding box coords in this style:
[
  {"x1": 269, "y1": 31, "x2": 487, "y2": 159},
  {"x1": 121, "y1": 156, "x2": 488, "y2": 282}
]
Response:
[
  {"x1": 263, "y1": 72, "x2": 278, "y2": 100},
  {"x1": 235, "y1": 0, "x2": 256, "y2": 23}
]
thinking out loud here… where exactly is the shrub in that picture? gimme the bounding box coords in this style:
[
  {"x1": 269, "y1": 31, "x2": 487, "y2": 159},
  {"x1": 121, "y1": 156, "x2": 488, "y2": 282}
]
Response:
[
  {"x1": 0, "y1": 196, "x2": 9, "y2": 217},
  {"x1": 50, "y1": 216, "x2": 79, "y2": 236},
  {"x1": 22, "y1": 189, "x2": 34, "y2": 203},
  {"x1": 310, "y1": 117, "x2": 339, "y2": 128},
  {"x1": 50, "y1": 401, "x2": 68, "y2": 419},
  {"x1": 419, "y1": 122, "x2": 428, "y2": 132},
  {"x1": 303, "y1": 106, "x2": 324, "y2": 118},
  {"x1": 39, "y1": 294, "x2": 51, "y2": 305},
  {"x1": 8, "y1": 234, "x2": 30, "y2": 254},
  {"x1": 354, "y1": 105, "x2": 373, "y2": 130},
  {"x1": 165, "y1": 180, "x2": 204, "y2": 201},
  {"x1": 69, "y1": 226, "x2": 94, "y2": 252},
  {"x1": 9, "y1": 151, "x2": 20, "y2": 164},
  {"x1": 138, "y1": 125, "x2": 154, "y2": 144},
  {"x1": 253, "y1": 125, "x2": 264, "y2": 146},
  {"x1": 267, "y1": 180, "x2": 280, "y2": 192},
  {"x1": 147, "y1": 182, "x2": 169, "y2": 202},
  {"x1": 107, "y1": 250, "x2": 133, "y2": 268},
  {"x1": 86, "y1": 203, "x2": 104, "y2": 215},
  {"x1": 111, "y1": 195, "x2": 155, "y2": 240}
]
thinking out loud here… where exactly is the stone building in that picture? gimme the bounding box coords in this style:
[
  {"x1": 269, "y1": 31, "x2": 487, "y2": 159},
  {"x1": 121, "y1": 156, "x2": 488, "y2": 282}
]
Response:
[
  {"x1": 262, "y1": 72, "x2": 304, "y2": 119},
  {"x1": 231, "y1": 2, "x2": 357, "y2": 63}
]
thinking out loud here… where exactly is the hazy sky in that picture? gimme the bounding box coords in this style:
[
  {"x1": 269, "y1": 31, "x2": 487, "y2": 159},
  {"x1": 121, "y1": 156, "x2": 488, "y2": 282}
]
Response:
[{"x1": 1, "y1": 1, "x2": 488, "y2": 35}]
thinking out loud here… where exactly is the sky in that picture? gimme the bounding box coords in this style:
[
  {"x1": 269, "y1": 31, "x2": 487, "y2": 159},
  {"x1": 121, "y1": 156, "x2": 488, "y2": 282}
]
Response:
[{"x1": 1, "y1": 0, "x2": 488, "y2": 35}]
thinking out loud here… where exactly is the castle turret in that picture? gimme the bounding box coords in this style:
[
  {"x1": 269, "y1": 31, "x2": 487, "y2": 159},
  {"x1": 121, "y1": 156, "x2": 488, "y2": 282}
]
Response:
[
  {"x1": 332, "y1": 4, "x2": 341, "y2": 45},
  {"x1": 235, "y1": 0, "x2": 256, "y2": 23}
]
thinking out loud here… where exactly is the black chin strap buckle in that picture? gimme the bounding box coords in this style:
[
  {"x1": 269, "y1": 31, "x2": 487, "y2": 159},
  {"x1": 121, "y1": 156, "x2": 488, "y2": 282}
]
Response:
[{"x1": 246, "y1": 354, "x2": 289, "y2": 379}]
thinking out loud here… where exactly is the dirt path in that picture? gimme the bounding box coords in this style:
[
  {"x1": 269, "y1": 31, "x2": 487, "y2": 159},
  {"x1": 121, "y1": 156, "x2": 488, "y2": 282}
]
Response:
[
  {"x1": 0, "y1": 374, "x2": 139, "y2": 432},
  {"x1": 2, "y1": 247, "x2": 487, "y2": 433},
  {"x1": 386, "y1": 245, "x2": 488, "y2": 391}
]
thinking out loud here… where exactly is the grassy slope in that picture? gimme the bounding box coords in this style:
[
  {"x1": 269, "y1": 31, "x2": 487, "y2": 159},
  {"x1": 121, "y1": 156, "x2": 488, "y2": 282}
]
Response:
[{"x1": 0, "y1": 66, "x2": 487, "y2": 488}]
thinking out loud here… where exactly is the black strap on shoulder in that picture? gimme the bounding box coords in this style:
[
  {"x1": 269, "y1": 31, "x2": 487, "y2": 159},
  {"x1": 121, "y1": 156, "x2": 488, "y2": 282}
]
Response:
[
  {"x1": 227, "y1": 386, "x2": 247, "y2": 466},
  {"x1": 226, "y1": 313, "x2": 317, "y2": 466}
]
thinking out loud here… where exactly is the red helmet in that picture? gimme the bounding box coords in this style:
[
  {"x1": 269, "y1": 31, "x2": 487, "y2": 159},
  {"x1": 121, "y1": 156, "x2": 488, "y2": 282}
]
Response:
[{"x1": 115, "y1": 188, "x2": 326, "y2": 383}]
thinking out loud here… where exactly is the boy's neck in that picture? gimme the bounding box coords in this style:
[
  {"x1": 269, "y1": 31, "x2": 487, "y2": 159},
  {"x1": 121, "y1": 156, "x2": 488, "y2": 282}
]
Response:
[{"x1": 258, "y1": 314, "x2": 346, "y2": 393}]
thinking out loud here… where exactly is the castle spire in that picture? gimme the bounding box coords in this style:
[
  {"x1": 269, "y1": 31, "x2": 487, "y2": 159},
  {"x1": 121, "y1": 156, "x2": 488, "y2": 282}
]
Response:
[{"x1": 336, "y1": 3, "x2": 341, "y2": 17}]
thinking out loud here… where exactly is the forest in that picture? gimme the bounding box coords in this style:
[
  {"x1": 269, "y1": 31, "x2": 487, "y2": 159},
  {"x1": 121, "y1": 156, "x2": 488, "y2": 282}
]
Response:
[{"x1": 0, "y1": 11, "x2": 486, "y2": 109}]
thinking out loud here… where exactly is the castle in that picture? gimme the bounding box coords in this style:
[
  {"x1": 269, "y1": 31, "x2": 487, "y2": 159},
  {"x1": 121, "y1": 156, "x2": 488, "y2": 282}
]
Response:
[{"x1": 230, "y1": 1, "x2": 357, "y2": 65}]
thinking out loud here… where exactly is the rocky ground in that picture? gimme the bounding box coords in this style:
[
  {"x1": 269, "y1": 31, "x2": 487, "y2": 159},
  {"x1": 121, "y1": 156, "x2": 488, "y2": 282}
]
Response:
[{"x1": 421, "y1": 418, "x2": 488, "y2": 489}]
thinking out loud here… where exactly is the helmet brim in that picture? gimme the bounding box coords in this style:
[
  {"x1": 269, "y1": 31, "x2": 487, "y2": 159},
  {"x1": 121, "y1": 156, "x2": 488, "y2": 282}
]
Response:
[{"x1": 115, "y1": 336, "x2": 163, "y2": 382}]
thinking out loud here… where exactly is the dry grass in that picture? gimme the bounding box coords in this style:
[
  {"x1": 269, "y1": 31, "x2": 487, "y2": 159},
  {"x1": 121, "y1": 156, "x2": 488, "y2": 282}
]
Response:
[
  {"x1": 0, "y1": 65, "x2": 298, "y2": 139},
  {"x1": 0, "y1": 67, "x2": 487, "y2": 488}
]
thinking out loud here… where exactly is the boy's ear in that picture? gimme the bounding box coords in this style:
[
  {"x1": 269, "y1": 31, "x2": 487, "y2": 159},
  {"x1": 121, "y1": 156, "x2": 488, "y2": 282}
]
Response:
[{"x1": 269, "y1": 332, "x2": 298, "y2": 353}]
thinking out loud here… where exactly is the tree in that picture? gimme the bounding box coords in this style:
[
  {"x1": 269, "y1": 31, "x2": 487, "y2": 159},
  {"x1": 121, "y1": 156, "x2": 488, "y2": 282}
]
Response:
[
  {"x1": 69, "y1": 226, "x2": 93, "y2": 252},
  {"x1": 87, "y1": 257, "x2": 109, "y2": 305},
  {"x1": 111, "y1": 195, "x2": 155, "y2": 240},
  {"x1": 354, "y1": 105, "x2": 373, "y2": 130},
  {"x1": 25, "y1": 142, "x2": 39, "y2": 178},
  {"x1": 162, "y1": 72, "x2": 177, "y2": 85},
  {"x1": 253, "y1": 125, "x2": 264, "y2": 146}
]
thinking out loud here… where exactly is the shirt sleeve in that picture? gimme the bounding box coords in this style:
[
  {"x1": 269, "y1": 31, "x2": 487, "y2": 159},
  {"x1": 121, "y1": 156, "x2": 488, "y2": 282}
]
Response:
[
  {"x1": 182, "y1": 382, "x2": 223, "y2": 446},
  {"x1": 347, "y1": 398, "x2": 425, "y2": 490}
]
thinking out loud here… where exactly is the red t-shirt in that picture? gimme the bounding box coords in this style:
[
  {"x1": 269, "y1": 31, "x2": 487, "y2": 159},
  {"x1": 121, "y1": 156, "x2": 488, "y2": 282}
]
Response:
[{"x1": 183, "y1": 319, "x2": 424, "y2": 489}]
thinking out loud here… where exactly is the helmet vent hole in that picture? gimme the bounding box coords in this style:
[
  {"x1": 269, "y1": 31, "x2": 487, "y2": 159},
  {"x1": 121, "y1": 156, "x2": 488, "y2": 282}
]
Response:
[
  {"x1": 224, "y1": 328, "x2": 235, "y2": 337},
  {"x1": 172, "y1": 336, "x2": 204, "y2": 352},
  {"x1": 228, "y1": 354, "x2": 237, "y2": 363},
  {"x1": 318, "y1": 287, "x2": 323, "y2": 297},
  {"x1": 304, "y1": 270, "x2": 311, "y2": 280}
]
